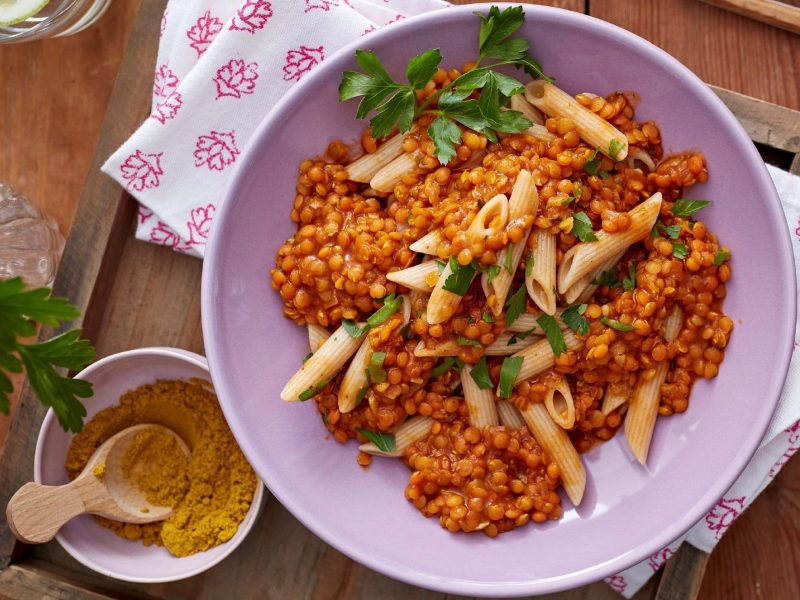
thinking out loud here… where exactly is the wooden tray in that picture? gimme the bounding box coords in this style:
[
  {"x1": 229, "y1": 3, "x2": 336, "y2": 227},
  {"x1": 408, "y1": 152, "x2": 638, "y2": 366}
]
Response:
[{"x1": 1, "y1": 1, "x2": 799, "y2": 598}]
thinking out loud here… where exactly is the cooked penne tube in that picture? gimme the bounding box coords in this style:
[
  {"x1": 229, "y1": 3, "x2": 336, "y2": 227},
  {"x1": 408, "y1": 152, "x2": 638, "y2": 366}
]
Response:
[
  {"x1": 414, "y1": 339, "x2": 459, "y2": 357},
  {"x1": 359, "y1": 416, "x2": 434, "y2": 457},
  {"x1": 370, "y1": 151, "x2": 420, "y2": 193},
  {"x1": 510, "y1": 93, "x2": 545, "y2": 125},
  {"x1": 387, "y1": 261, "x2": 440, "y2": 292},
  {"x1": 307, "y1": 324, "x2": 331, "y2": 352},
  {"x1": 497, "y1": 400, "x2": 526, "y2": 428},
  {"x1": 280, "y1": 323, "x2": 364, "y2": 401},
  {"x1": 461, "y1": 365, "x2": 499, "y2": 428},
  {"x1": 427, "y1": 197, "x2": 508, "y2": 324},
  {"x1": 564, "y1": 250, "x2": 626, "y2": 305},
  {"x1": 507, "y1": 309, "x2": 568, "y2": 333},
  {"x1": 409, "y1": 229, "x2": 445, "y2": 255},
  {"x1": 525, "y1": 124, "x2": 557, "y2": 143},
  {"x1": 544, "y1": 377, "x2": 576, "y2": 430},
  {"x1": 601, "y1": 381, "x2": 630, "y2": 416},
  {"x1": 526, "y1": 229, "x2": 557, "y2": 315},
  {"x1": 557, "y1": 193, "x2": 662, "y2": 294},
  {"x1": 401, "y1": 294, "x2": 412, "y2": 324},
  {"x1": 513, "y1": 329, "x2": 583, "y2": 384},
  {"x1": 484, "y1": 332, "x2": 541, "y2": 355},
  {"x1": 524, "y1": 80, "x2": 628, "y2": 161},
  {"x1": 627, "y1": 147, "x2": 656, "y2": 172},
  {"x1": 346, "y1": 132, "x2": 406, "y2": 183},
  {"x1": 338, "y1": 338, "x2": 373, "y2": 413},
  {"x1": 483, "y1": 172, "x2": 539, "y2": 314},
  {"x1": 625, "y1": 306, "x2": 684, "y2": 464},
  {"x1": 520, "y1": 403, "x2": 586, "y2": 505}
]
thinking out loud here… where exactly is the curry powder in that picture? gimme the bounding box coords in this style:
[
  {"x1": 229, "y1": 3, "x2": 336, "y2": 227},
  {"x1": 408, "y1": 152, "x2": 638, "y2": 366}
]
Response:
[{"x1": 65, "y1": 379, "x2": 258, "y2": 557}]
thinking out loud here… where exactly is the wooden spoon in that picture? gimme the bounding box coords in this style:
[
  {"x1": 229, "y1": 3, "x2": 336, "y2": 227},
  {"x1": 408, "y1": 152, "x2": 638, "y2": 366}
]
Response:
[{"x1": 6, "y1": 424, "x2": 190, "y2": 544}]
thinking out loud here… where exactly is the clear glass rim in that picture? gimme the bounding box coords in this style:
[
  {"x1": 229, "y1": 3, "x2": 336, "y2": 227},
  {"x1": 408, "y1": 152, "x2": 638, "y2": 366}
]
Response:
[{"x1": 0, "y1": 0, "x2": 111, "y2": 43}]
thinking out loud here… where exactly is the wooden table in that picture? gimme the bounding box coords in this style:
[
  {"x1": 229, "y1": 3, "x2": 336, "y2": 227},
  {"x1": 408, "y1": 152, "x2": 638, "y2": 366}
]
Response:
[{"x1": 1, "y1": 1, "x2": 799, "y2": 598}]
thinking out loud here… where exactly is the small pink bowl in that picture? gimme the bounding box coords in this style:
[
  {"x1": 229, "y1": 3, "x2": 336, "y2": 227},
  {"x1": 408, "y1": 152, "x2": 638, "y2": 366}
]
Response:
[{"x1": 33, "y1": 347, "x2": 265, "y2": 583}]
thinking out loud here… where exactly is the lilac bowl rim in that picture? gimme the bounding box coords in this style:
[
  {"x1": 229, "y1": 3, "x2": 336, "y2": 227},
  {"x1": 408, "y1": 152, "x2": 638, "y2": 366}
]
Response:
[
  {"x1": 202, "y1": 3, "x2": 796, "y2": 595},
  {"x1": 33, "y1": 346, "x2": 266, "y2": 584}
]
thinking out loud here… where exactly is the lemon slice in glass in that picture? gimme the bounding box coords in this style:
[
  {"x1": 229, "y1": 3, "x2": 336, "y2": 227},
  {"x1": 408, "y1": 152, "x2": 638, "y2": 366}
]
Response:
[{"x1": 0, "y1": 0, "x2": 50, "y2": 26}]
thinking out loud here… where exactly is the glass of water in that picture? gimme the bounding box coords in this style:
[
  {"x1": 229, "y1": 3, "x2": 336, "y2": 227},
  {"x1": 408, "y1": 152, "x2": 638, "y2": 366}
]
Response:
[{"x1": 0, "y1": 0, "x2": 112, "y2": 43}]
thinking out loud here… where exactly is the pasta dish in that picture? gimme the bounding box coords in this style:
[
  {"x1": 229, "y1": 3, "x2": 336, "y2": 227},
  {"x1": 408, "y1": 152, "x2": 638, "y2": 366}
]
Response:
[{"x1": 270, "y1": 6, "x2": 732, "y2": 537}]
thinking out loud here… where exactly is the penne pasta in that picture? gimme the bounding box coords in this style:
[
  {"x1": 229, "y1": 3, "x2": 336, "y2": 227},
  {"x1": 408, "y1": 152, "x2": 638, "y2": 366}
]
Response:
[
  {"x1": 525, "y1": 124, "x2": 557, "y2": 143},
  {"x1": 466, "y1": 194, "x2": 509, "y2": 242},
  {"x1": 512, "y1": 329, "x2": 583, "y2": 384},
  {"x1": 345, "y1": 132, "x2": 407, "y2": 183},
  {"x1": 307, "y1": 324, "x2": 331, "y2": 352},
  {"x1": 370, "y1": 151, "x2": 420, "y2": 193},
  {"x1": 484, "y1": 332, "x2": 541, "y2": 355},
  {"x1": 601, "y1": 381, "x2": 630, "y2": 416},
  {"x1": 280, "y1": 323, "x2": 363, "y2": 402},
  {"x1": 564, "y1": 250, "x2": 626, "y2": 305},
  {"x1": 543, "y1": 377, "x2": 576, "y2": 430},
  {"x1": 557, "y1": 193, "x2": 662, "y2": 294},
  {"x1": 510, "y1": 93, "x2": 545, "y2": 125},
  {"x1": 410, "y1": 229, "x2": 445, "y2": 255},
  {"x1": 387, "y1": 261, "x2": 440, "y2": 292},
  {"x1": 483, "y1": 172, "x2": 539, "y2": 315},
  {"x1": 338, "y1": 338, "x2": 373, "y2": 413},
  {"x1": 524, "y1": 80, "x2": 628, "y2": 161},
  {"x1": 425, "y1": 257, "x2": 475, "y2": 325},
  {"x1": 526, "y1": 229, "x2": 557, "y2": 315},
  {"x1": 461, "y1": 366, "x2": 499, "y2": 428},
  {"x1": 359, "y1": 416, "x2": 434, "y2": 458},
  {"x1": 507, "y1": 309, "x2": 569, "y2": 333},
  {"x1": 624, "y1": 306, "x2": 684, "y2": 464},
  {"x1": 520, "y1": 403, "x2": 586, "y2": 505},
  {"x1": 414, "y1": 339, "x2": 459, "y2": 357},
  {"x1": 497, "y1": 400, "x2": 526, "y2": 429},
  {"x1": 627, "y1": 147, "x2": 656, "y2": 172}
]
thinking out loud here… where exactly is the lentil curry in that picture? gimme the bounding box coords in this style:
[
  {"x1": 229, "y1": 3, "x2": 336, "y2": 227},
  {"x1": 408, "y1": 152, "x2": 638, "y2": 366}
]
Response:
[{"x1": 270, "y1": 9, "x2": 732, "y2": 537}]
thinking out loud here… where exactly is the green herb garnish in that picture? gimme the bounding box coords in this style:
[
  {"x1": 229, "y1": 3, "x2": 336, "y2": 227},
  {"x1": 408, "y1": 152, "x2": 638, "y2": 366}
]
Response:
[
  {"x1": 591, "y1": 267, "x2": 621, "y2": 288},
  {"x1": 504, "y1": 243, "x2": 515, "y2": 274},
  {"x1": 302, "y1": 352, "x2": 313, "y2": 363},
  {"x1": 443, "y1": 257, "x2": 477, "y2": 295},
  {"x1": 608, "y1": 139, "x2": 624, "y2": 161},
  {"x1": 356, "y1": 428, "x2": 396, "y2": 453},
  {"x1": 435, "y1": 259, "x2": 446, "y2": 273},
  {"x1": 583, "y1": 149, "x2": 608, "y2": 178},
  {"x1": 299, "y1": 378, "x2": 331, "y2": 401},
  {"x1": 561, "y1": 304, "x2": 589, "y2": 335},
  {"x1": 0, "y1": 278, "x2": 95, "y2": 433},
  {"x1": 571, "y1": 211, "x2": 598, "y2": 242},
  {"x1": 498, "y1": 356, "x2": 523, "y2": 398},
  {"x1": 536, "y1": 314, "x2": 567, "y2": 356},
  {"x1": 671, "y1": 199, "x2": 711, "y2": 218},
  {"x1": 622, "y1": 262, "x2": 637, "y2": 292},
  {"x1": 469, "y1": 357, "x2": 493, "y2": 389},
  {"x1": 485, "y1": 263, "x2": 501, "y2": 284},
  {"x1": 457, "y1": 336, "x2": 482, "y2": 348},
  {"x1": 508, "y1": 327, "x2": 537, "y2": 345},
  {"x1": 432, "y1": 356, "x2": 465, "y2": 377},
  {"x1": 339, "y1": 6, "x2": 552, "y2": 164},
  {"x1": 504, "y1": 285, "x2": 527, "y2": 327},
  {"x1": 482, "y1": 310, "x2": 494, "y2": 323},
  {"x1": 342, "y1": 293, "x2": 403, "y2": 338},
  {"x1": 714, "y1": 250, "x2": 731, "y2": 266},
  {"x1": 652, "y1": 220, "x2": 681, "y2": 240},
  {"x1": 672, "y1": 242, "x2": 689, "y2": 260},
  {"x1": 600, "y1": 316, "x2": 635, "y2": 332},
  {"x1": 525, "y1": 253, "x2": 534, "y2": 278},
  {"x1": 367, "y1": 351, "x2": 387, "y2": 384}
]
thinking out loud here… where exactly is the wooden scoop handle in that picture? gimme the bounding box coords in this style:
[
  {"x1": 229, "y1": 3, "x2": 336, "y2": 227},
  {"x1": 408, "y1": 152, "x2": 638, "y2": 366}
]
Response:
[{"x1": 6, "y1": 480, "x2": 92, "y2": 544}]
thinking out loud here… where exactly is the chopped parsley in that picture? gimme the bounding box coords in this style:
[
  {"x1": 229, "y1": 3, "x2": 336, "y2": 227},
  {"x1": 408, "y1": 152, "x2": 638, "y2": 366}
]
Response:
[
  {"x1": 342, "y1": 293, "x2": 403, "y2": 338},
  {"x1": 583, "y1": 148, "x2": 609, "y2": 179},
  {"x1": 561, "y1": 304, "x2": 589, "y2": 335},
  {"x1": 443, "y1": 257, "x2": 476, "y2": 295},
  {"x1": 608, "y1": 139, "x2": 624, "y2": 161},
  {"x1": 571, "y1": 211, "x2": 598, "y2": 242},
  {"x1": 469, "y1": 357, "x2": 493, "y2": 389},
  {"x1": 498, "y1": 356, "x2": 523, "y2": 398},
  {"x1": 366, "y1": 351, "x2": 387, "y2": 384},
  {"x1": 302, "y1": 352, "x2": 313, "y2": 363},
  {"x1": 457, "y1": 336, "x2": 482, "y2": 348},
  {"x1": 537, "y1": 314, "x2": 567, "y2": 356},
  {"x1": 525, "y1": 253, "x2": 534, "y2": 278},
  {"x1": 482, "y1": 310, "x2": 494, "y2": 323},
  {"x1": 671, "y1": 199, "x2": 711, "y2": 218},
  {"x1": 508, "y1": 327, "x2": 537, "y2": 345},
  {"x1": 671, "y1": 242, "x2": 689, "y2": 260},
  {"x1": 356, "y1": 428, "x2": 396, "y2": 453},
  {"x1": 299, "y1": 379, "x2": 331, "y2": 401},
  {"x1": 622, "y1": 262, "x2": 637, "y2": 292},
  {"x1": 504, "y1": 285, "x2": 527, "y2": 327},
  {"x1": 504, "y1": 243, "x2": 515, "y2": 274},
  {"x1": 591, "y1": 267, "x2": 621, "y2": 288},
  {"x1": 485, "y1": 263, "x2": 501, "y2": 284},
  {"x1": 600, "y1": 316, "x2": 635, "y2": 332},
  {"x1": 652, "y1": 220, "x2": 681, "y2": 240},
  {"x1": 714, "y1": 250, "x2": 731, "y2": 266},
  {"x1": 432, "y1": 356, "x2": 465, "y2": 377}
]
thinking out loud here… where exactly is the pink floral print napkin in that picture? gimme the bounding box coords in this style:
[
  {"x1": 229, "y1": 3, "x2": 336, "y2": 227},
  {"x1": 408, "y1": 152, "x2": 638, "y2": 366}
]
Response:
[{"x1": 101, "y1": 1, "x2": 800, "y2": 596}]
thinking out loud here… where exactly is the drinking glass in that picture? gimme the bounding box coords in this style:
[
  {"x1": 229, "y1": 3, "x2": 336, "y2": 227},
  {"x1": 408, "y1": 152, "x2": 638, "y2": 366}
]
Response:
[{"x1": 0, "y1": 0, "x2": 112, "y2": 43}]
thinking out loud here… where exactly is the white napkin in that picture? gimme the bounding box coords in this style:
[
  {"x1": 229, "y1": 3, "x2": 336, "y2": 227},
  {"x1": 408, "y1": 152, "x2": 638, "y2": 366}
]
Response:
[{"x1": 102, "y1": 1, "x2": 800, "y2": 594}]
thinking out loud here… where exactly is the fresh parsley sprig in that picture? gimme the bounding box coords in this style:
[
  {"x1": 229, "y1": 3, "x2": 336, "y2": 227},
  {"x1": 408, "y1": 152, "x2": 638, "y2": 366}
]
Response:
[
  {"x1": 0, "y1": 277, "x2": 95, "y2": 433},
  {"x1": 339, "y1": 6, "x2": 553, "y2": 164}
]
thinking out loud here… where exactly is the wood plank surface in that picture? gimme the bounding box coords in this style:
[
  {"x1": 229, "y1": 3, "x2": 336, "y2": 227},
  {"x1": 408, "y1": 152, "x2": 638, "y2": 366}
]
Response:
[{"x1": 1, "y1": 0, "x2": 800, "y2": 599}]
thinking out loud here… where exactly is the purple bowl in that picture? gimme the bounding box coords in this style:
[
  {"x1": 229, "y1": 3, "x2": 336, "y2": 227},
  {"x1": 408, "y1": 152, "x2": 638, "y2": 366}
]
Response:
[{"x1": 202, "y1": 4, "x2": 795, "y2": 596}]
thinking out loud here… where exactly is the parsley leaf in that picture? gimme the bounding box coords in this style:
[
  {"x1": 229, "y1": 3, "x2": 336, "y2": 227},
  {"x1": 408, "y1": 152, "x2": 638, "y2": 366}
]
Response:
[
  {"x1": 652, "y1": 220, "x2": 681, "y2": 240},
  {"x1": 714, "y1": 250, "x2": 731, "y2": 266},
  {"x1": 583, "y1": 149, "x2": 608, "y2": 178},
  {"x1": 356, "y1": 428, "x2": 396, "y2": 453},
  {"x1": 571, "y1": 211, "x2": 598, "y2": 242},
  {"x1": 485, "y1": 264, "x2": 501, "y2": 284},
  {"x1": 608, "y1": 139, "x2": 624, "y2": 161},
  {"x1": 504, "y1": 242, "x2": 515, "y2": 274},
  {"x1": 435, "y1": 259, "x2": 446, "y2": 273},
  {"x1": 504, "y1": 285, "x2": 527, "y2": 327},
  {"x1": 672, "y1": 242, "x2": 689, "y2": 260},
  {"x1": 508, "y1": 327, "x2": 537, "y2": 345},
  {"x1": 537, "y1": 314, "x2": 567, "y2": 356},
  {"x1": 432, "y1": 356, "x2": 465, "y2": 377},
  {"x1": 406, "y1": 48, "x2": 442, "y2": 89},
  {"x1": 475, "y1": 6, "x2": 553, "y2": 81},
  {"x1": 622, "y1": 262, "x2": 637, "y2": 292},
  {"x1": 672, "y1": 199, "x2": 711, "y2": 218},
  {"x1": 561, "y1": 304, "x2": 589, "y2": 335},
  {"x1": 367, "y1": 351, "x2": 387, "y2": 384},
  {"x1": 469, "y1": 357, "x2": 493, "y2": 389},
  {"x1": 591, "y1": 267, "x2": 621, "y2": 288},
  {"x1": 498, "y1": 356, "x2": 523, "y2": 398},
  {"x1": 525, "y1": 253, "x2": 534, "y2": 278},
  {"x1": 302, "y1": 352, "x2": 313, "y2": 363},
  {"x1": 457, "y1": 336, "x2": 482, "y2": 348},
  {"x1": 342, "y1": 319, "x2": 365, "y2": 338},
  {"x1": 443, "y1": 257, "x2": 476, "y2": 295},
  {"x1": 343, "y1": 294, "x2": 403, "y2": 338},
  {"x1": 600, "y1": 316, "x2": 635, "y2": 332},
  {"x1": 0, "y1": 278, "x2": 95, "y2": 432},
  {"x1": 299, "y1": 378, "x2": 331, "y2": 401},
  {"x1": 482, "y1": 310, "x2": 494, "y2": 323},
  {"x1": 429, "y1": 116, "x2": 462, "y2": 166}
]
